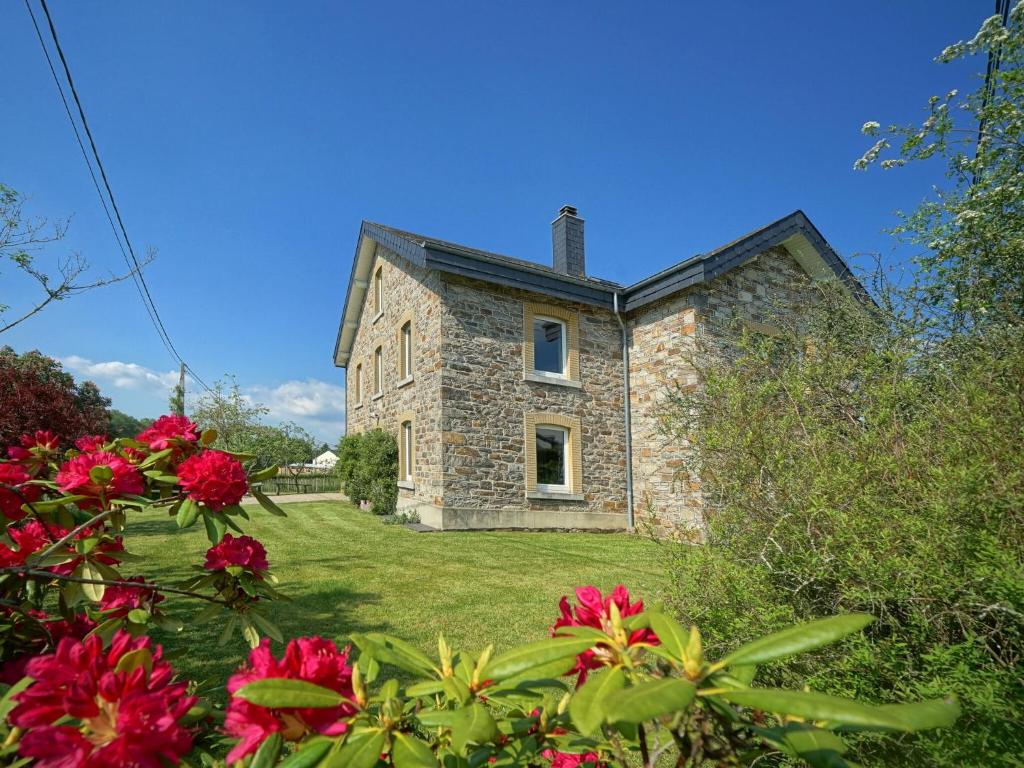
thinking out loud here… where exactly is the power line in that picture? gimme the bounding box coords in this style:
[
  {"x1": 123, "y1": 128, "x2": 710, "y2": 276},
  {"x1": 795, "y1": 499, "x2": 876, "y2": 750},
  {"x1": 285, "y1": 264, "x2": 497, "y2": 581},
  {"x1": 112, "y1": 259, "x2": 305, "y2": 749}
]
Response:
[{"x1": 24, "y1": 0, "x2": 215, "y2": 397}]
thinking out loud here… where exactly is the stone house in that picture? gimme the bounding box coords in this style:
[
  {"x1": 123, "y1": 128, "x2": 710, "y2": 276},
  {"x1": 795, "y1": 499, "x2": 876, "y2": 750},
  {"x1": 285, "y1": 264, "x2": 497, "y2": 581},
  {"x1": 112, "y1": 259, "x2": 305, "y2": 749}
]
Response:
[{"x1": 333, "y1": 207, "x2": 864, "y2": 531}]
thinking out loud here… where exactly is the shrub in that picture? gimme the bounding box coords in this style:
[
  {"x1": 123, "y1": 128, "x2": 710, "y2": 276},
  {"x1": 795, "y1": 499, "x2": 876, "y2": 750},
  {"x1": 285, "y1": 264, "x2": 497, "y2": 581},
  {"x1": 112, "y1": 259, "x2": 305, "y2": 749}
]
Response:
[{"x1": 338, "y1": 429, "x2": 399, "y2": 514}]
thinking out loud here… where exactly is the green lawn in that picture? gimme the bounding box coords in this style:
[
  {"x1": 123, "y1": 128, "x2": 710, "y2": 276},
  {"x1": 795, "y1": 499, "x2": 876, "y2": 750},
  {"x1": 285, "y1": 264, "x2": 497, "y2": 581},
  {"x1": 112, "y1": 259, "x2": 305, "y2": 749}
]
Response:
[{"x1": 129, "y1": 500, "x2": 668, "y2": 687}]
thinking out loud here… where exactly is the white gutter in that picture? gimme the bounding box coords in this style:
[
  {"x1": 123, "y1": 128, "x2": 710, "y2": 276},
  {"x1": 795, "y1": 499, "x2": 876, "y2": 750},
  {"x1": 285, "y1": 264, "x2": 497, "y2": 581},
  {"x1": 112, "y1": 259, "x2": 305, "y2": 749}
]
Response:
[{"x1": 613, "y1": 292, "x2": 635, "y2": 530}]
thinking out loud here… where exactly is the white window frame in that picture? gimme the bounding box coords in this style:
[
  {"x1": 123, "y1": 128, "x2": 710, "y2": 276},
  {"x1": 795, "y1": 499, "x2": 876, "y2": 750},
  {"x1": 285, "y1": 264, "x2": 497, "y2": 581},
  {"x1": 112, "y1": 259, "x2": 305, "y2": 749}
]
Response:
[
  {"x1": 400, "y1": 321, "x2": 412, "y2": 379},
  {"x1": 373, "y1": 267, "x2": 383, "y2": 317},
  {"x1": 532, "y1": 315, "x2": 568, "y2": 378},
  {"x1": 374, "y1": 347, "x2": 383, "y2": 395},
  {"x1": 401, "y1": 420, "x2": 414, "y2": 483},
  {"x1": 535, "y1": 424, "x2": 570, "y2": 493}
]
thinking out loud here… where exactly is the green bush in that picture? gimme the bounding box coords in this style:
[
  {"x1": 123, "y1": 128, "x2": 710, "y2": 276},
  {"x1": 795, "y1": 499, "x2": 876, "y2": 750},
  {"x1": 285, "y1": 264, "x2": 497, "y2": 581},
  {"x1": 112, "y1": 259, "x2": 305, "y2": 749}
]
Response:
[
  {"x1": 661, "y1": 285, "x2": 1024, "y2": 766},
  {"x1": 336, "y1": 429, "x2": 398, "y2": 515}
]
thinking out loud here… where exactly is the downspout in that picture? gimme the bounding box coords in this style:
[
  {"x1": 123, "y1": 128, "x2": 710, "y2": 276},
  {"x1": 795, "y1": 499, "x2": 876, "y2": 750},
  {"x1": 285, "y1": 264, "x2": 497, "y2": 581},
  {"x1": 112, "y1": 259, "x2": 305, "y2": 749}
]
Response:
[{"x1": 613, "y1": 292, "x2": 635, "y2": 530}]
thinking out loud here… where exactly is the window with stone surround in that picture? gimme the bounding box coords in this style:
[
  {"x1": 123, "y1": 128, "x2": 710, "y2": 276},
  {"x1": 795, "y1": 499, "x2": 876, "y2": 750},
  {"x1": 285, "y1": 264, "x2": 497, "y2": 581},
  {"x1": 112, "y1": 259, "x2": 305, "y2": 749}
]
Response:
[
  {"x1": 373, "y1": 346, "x2": 383, "y2": 396},
  {"x1": 354, "y1": 363, "x2": 362, "y2": 405},
  {"x1": 396, "y1": 311, "x2": 414, "y2": 384},
  {"x1": 398, "y1": 414, "x2": 414, "y2": 486},
  {"x1": 524, "y1": 412, "x2": 582, "y2": 498},
  {"x1": 373, "y1": 266, "x2": 383, "y2": 318},
  {"x1": 522, "y1": 301, "x2": 580, "y2": 385}
]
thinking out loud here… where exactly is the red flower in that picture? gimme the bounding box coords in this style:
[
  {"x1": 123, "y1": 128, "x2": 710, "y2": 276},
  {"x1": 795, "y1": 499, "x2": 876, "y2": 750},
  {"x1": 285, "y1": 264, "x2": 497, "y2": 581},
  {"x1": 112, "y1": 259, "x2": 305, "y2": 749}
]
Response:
[
  {"x1": 55, "y1": 452, "x2": 144, "y2": 509},
  {"x1": 176, "y1": 450, "x2": 248, "y2": 512},
  {"x1": 0, "y1": 462, "x2": 39, "y2": 521},
  {"x1": 20, "y1": 431, "x2": 60, "y2": 451},
  {"x1": 0, "y1": 609, "x2": 96, "y2": 685},
  {"x1": 74, "y1": 435, "x2": 107, "y2": 452},
  {"x1": 551, "y1": 586, "x2": 658, "y2": 684},
  {"x1": 0, "y1": 519, "x2": 55, "y2": 567},
  {"x1": 204, "y1": 533, "x2": 269, "y2": 573},
  {"x1": 121, "y1": 447, "x2": 147, "y2": 465},
  {"x1": 225, "y1": 636, "x2": 356, "y2": 762},
  {"x1": 543, "y1": 750, "x2": 603, "y2": 768},
  {"x1": 136, "y1": 415, "x2": 199, "y2": 452},
  {"x1": 99, "y1": 576, "x2": 165, "y2": 619},
  {"x1": 11, "y1": 631, "x2": 195, "y2": 767},
  {"x1": 7, "y1": 446, "x2": 32, "y2": 462}
]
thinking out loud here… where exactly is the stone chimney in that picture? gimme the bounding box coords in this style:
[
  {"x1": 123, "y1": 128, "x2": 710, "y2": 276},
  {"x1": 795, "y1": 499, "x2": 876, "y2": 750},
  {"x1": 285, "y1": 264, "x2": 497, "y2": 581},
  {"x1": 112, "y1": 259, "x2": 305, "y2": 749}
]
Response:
[{"x1": 551, "y1": 205, "x2": 585, "y2": 277}]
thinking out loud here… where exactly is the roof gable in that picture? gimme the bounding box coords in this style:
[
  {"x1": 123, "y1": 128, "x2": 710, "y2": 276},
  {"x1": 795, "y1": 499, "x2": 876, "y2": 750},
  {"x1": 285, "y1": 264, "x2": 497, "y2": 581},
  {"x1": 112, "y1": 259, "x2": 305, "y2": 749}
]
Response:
[{"x1": 333, "y1": 211, "x2": 868, "y2": 366}]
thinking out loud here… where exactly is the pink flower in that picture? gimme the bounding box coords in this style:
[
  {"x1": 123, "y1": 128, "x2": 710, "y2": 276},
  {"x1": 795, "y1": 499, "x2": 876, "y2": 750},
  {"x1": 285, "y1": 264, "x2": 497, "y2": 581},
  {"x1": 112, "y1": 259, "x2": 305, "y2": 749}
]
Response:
[
  {"x1": 55, "y1": 452, "x2": 144, "y2": 509},
  {"x1": 11, "y1": 631, "x2": 195, "y2": 767},
  {"x1": 176, "y1": 450, "x2": 248, "y2": 512},
  {"x1": 544, "y1": 750, "x2": 603, "y2": 768},
  {"x1": 120, "y1": 447, "x2": 147, "y2": 465},
  {"x1": 0, "y1": 462, "x2": 39, "y2": 521},
  {"x1": 204, "y1": 534, "x2": 269, "y2": 574},
  {"x1": 225, "y1": 637, "x2": 357, "y2": 762},
  {"x1": 136, "y1": 415, "x2": 199, "y2": 452},
  {"x1": 551, "y1": 586, "x2": 658, "y2": 684},
  {"x1": 0, "y1": 520, "x2": 123, "y2": 576},
  {"x1": 74, "y1": 435, "x2": 107, "y2": 452},
  {"x1": 99, "y1": 576, "x2": 165, "y2": 619},
  {"x1": 20, "y1": 431, "x2": 60, "y2": 451},
  {"x1": 7, "y1": 446, "x2": 32, "y2": 462},
  {"x1": 0, "y1": 609, "x2": 96, "y2": 685}
]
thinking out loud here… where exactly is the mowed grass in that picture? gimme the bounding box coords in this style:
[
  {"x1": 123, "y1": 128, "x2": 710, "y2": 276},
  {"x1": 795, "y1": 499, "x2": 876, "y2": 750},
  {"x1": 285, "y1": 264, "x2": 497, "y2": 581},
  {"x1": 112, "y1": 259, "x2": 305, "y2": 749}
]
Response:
[{"x1": 128, "y1": 500, "x2": 668, "y2": 687}]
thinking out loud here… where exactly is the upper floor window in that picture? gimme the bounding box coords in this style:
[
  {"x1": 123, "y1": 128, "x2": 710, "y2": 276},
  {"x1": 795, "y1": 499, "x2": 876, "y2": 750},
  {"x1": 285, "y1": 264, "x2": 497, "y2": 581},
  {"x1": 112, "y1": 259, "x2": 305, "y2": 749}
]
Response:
[
  {"x1": 354, "y1": 363, "x2": 362, "y2": 404},
  {"x1": 374, "y1": 346, "x2": 383, "y2": 395},
  {"x1": 533, "y1": 316, "x2": 567, "y2": 376},
  {"x1": 523, "y1": 302, "x2": 580, "y2": 385},
  {"x1": 400, "y1": 419, "x2": 414, "y2": 483},
  {"x1": 373, "y1": 266, "x2": 383, "y2": 316},
  {"x1": 399, "y1": 321, "x2": 413, "y2": 379}
]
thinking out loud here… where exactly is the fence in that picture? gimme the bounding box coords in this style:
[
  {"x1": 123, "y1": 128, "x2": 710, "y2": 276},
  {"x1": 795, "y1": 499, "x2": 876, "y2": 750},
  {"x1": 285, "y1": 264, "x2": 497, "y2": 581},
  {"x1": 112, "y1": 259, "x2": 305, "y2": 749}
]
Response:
[{"x1": 254, "y1": 473, "x2": 342, "y2": 495}]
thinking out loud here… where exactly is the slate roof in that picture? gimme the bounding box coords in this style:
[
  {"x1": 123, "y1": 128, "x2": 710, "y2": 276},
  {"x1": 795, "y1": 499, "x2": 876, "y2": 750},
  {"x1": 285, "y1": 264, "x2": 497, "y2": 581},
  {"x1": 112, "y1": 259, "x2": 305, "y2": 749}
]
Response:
[{"x1": 333, "y1": 210, "x2": 869, "y2": 366}]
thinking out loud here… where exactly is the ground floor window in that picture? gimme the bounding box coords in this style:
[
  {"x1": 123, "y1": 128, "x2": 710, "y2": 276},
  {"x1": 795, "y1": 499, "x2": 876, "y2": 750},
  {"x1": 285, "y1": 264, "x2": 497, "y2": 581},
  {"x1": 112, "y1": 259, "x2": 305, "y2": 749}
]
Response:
[
  {"x1": 400, "y1": 419, "x2": 414, "y2": 483},
  {"x1": 524, "y1": 412, "x2": 582, "y2": 496}
]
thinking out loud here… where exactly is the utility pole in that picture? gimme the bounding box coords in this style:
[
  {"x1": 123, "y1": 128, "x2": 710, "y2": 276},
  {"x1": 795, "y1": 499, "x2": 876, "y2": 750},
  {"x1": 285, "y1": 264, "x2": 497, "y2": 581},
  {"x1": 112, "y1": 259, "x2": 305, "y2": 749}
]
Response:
[{"x1": 178, "y1": 363, "x2": 186, "y2": 416}]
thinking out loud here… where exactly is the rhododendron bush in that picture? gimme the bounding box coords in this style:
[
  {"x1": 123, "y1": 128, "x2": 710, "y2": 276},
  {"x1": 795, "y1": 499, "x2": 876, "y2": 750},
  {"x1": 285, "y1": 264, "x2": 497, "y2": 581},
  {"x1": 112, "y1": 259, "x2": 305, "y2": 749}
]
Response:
[{"x1": 0, "y1": 416, "x2": 958, "y2": 766}]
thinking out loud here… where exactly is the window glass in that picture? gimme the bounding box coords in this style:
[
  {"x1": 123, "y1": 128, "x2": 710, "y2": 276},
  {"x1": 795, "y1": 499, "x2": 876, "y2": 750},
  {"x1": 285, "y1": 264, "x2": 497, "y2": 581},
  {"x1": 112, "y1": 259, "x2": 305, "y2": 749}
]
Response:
[
  {"x1": 402, "y1": 421, "x2": 413, "y2": 481},
  {"x1": 533, "y1": 317, "x2": 566, "y2": 375},
  {"x1": 401, "y1": 322, "x2": 412, "y2": 378},
  {"x1": 536, "y1": 426, "x2": 567, "y2": 487},
  {"x1": 374, "y1": 268, "x2": 383, "y2": 313},
  {"x1": 355, "y1": 364, "x2": 362, "y2": 402},
  {"x1": 374, "y1": 348, "x2": 382, "y2": 393}
]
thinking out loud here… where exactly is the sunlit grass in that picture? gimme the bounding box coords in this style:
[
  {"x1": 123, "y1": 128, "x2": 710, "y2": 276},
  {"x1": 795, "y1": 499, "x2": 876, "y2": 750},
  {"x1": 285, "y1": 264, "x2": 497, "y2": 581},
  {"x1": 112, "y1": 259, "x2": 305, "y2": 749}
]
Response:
[{"x1": 129, "y1": 500, "x2": 667, "y2": 687}]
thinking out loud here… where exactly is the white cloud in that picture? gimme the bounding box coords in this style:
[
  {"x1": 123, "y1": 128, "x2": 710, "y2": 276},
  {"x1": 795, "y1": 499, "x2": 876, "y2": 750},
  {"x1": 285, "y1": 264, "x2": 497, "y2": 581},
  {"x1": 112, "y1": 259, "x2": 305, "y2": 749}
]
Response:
[
  {"x1": 60, "y1": 356, "x2": 346, "y2": 443},
  {"x1": 61, "y1": 355, "x2": 185, "y2": 393},
  {"x1": 246, "y1": 379, "x2": 346, "y2": 441}
]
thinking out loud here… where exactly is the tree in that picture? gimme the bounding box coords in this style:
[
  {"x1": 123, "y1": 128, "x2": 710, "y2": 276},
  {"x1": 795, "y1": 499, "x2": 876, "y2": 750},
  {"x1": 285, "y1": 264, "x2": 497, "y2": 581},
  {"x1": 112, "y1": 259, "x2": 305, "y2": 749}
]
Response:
[
  {"x1": 0, "y1": 183, "x2": 151, "y2": 334},
  {"x1": 107, "y1": 409, "x2": 152, "y2": 439},
  {"x1": 0, "y1": 346, "x2": 110, "y2": 445},
  {"x1": 247, "y1": 422, "x2": 317, "y2": 485},
  {"x1": 188, "y1": 376, "x2": 268, "y2": 452},
  {"x1": 168, "y1": 381, "x2": 185, "y2": 417},
  {"x1": 855, "y1": 4, "x2": 1024, "y2": 330}
]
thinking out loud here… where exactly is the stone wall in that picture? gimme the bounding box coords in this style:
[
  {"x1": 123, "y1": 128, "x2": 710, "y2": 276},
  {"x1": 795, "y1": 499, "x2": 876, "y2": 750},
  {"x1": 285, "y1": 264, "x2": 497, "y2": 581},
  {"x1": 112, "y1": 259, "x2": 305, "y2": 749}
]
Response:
[
  {"x1": 627, "y1": 246, "x2": 817, "y2": 532},
  {"x1": 437, "y1": 275, "x2": 628, "y2": 529},
  {"x1": 345, "y1": 245, "x2": 444, "y2": 507}
]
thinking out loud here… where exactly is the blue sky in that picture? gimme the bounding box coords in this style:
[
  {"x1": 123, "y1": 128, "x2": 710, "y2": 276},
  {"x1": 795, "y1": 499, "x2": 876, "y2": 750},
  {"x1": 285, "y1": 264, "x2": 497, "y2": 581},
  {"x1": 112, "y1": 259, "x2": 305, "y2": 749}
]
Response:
[{"x1": 2, "y1": 1, "x2": 985, "y2": 441}]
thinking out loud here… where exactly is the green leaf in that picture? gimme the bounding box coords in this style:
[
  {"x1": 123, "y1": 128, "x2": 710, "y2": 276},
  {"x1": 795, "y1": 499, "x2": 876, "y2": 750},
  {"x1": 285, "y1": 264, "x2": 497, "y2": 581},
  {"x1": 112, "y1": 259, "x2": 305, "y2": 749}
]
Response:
[
  {"x1": 570, "y1": 666, "x2": 625, "y2": 736},
  {"x1": 351, "y1": 633, "x2": 438, "y2": 676},
  {"x1": 88, "y1": 464, "x2": 114, "y2": 486},
  {"x1": 139, "y1": 448, "x2": 173, "y2": 468},
  {"x1": 406, "y1": 680, "x2": 446, "y2": 697},
  {"x1": 331, "y1": 729, "x2": 387, "y2": 768},
  {"x1": 22, "y1": 495, "x2": 89, "y2": 514},
  {"x1": 202, "y1": 510, "x2": 227, "y2": 544},
  {"x1": 719, "y1": 689, "x2": 907, "y2": 730},
  {"x1": 647, "y1": 612, "x2": 690, "y2": 663},
  {"x1": 250, "y1": 732, "x2": 283, "y2": 768},
  {"x1": 833, "y1": 698, "x2": 961, "y2": 733},
  {"x1": 717, "y1": 614, "x2": 875, "y2": 668},
  {"x1": 79, "y1": 561, "x2": 106, "y2": 602},
  {"x1": 754, "y1": 725, "x2": 851, "y2": 768},
  {"x1": 250, "y1": 465, "x2": 280, "y2": 482},
  {"x1": 126, "y1": 608, "x2": 150, "y2": 625},
  {"x1": 200, "y1": 428, "x2": 218, "y2": 446},
  {"x1": 175, "y1": 498, "x2": 200, "y2": 529},
  {"x1": 450, "y1": 702, "x2": 499, "y2": 753},
  {"x1": 250, "y1": 612, "x2": 285, "y2": 643},
  {"x1": 277, "y1": 739, "x2": 333, "y2": 768},
  {"x1": 236, "y1": 678, "x2": 347, "y2": 709},
  {"x1": 392, "y1": 732, "x2": 439, "y2": 768},
  {"x1": 114, "y1": 647, "x2": 153, "y2": 676},
  {"x1": 253, "y1": 487, "x2": 288, "y2": 517},
  {"x1": 484, "y1": 637, "x2": 595, "y2": 682},
  {"x1": 443, "y1": 675, "x2": 472, "y2": 704},
  {"x1": 605, "y1": 678, "x2": 696, "y2": 724}
]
